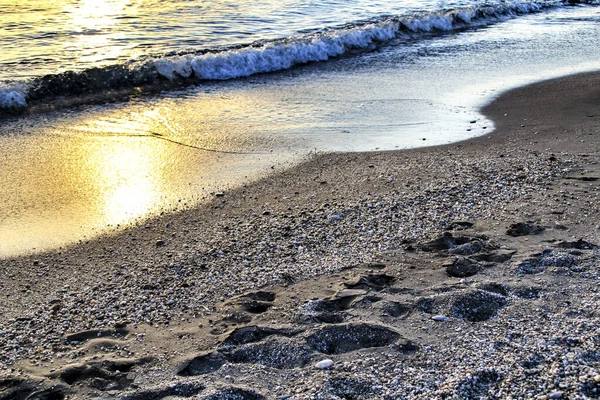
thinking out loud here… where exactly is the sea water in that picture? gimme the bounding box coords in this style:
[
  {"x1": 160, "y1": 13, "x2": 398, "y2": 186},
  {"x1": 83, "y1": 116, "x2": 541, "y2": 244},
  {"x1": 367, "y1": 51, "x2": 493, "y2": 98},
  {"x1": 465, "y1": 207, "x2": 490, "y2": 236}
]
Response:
[{"x1": 0, "y1": 0, "x2": 599, "y2": 256}]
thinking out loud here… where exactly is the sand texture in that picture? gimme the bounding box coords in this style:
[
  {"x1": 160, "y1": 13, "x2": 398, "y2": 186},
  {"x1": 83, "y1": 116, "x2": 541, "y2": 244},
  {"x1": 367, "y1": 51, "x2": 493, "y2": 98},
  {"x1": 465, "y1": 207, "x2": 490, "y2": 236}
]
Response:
[{"x1": 1, "y1": 71, "x2": 600, "y2": 399}]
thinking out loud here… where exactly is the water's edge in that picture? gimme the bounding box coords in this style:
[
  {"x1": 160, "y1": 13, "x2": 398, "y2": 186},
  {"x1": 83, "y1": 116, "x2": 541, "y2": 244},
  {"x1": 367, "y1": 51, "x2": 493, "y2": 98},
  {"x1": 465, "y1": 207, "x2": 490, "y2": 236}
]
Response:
[{"x1": 2, "y1": 0, "x2": 597, "y2": 114}]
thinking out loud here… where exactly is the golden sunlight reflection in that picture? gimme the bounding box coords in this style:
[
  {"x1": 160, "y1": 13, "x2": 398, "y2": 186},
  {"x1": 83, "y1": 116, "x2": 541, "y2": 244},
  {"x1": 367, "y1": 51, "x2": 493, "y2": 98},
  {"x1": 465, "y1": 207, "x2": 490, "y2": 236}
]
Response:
[
  {"x1": 0, "y1": 109, "x2": 174, "y2": 257},
  {"x1": 65, "y1": 0, "x2": 132, "y2": 31},
  {"x1": 63, "y1": 0, "x2": 134, "y2": 65},
  {"x1": 0, "y1": 92, "x2": 298, "y2": 258},
  {"x1": 82, "y1": 139, "x2": 159, "y2": 226},
  {"x1": 70, "y1": 106, "x2": 198, "y2": 226}
]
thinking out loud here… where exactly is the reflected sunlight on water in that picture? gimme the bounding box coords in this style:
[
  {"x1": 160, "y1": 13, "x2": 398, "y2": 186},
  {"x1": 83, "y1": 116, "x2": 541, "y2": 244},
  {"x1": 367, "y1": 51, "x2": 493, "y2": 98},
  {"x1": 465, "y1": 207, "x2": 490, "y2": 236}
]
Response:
[
  {"x1": 80, "y1": 139, "x2": 161, "y2": 226},
  {"x1": 0, "y1": 96, "x2": 293, "y2": 257},
  {"x1": 64, "y1": 0, "x2": 133, "y2": 64},
  {"x1": 0, "y1": 131, "x2": 172, "y2": 256},
  {"x1": 66, "y1": 0, "x2": 131, "y2": 30}
]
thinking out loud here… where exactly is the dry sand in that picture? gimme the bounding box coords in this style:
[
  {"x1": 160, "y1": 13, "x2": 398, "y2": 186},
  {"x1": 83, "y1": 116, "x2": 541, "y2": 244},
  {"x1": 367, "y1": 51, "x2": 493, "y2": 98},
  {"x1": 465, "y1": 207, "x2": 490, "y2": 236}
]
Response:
[{"x1": 1, "y1": 71, "x2": 600, "y2": 399}]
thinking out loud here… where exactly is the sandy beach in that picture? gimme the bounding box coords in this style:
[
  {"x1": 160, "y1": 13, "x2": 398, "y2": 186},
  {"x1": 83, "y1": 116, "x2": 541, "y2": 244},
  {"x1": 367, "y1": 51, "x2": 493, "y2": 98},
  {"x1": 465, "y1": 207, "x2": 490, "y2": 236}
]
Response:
[{"x1": 1, "y1": 71, "x2": 600, "y2": 399}]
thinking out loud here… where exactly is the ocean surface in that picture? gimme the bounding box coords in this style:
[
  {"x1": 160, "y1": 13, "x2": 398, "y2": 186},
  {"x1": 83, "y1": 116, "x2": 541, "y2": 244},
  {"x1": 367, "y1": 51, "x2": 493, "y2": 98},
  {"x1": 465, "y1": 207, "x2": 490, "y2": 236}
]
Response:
[{"x1": 1, "y1": 0, "x2": 599, "y2": 257}]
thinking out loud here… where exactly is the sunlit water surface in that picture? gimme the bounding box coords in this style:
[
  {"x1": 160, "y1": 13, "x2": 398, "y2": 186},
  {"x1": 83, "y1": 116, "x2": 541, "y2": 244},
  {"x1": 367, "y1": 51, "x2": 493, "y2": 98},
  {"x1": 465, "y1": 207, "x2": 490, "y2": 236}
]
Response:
[
  {"x1": 0, "y1": 0, "x2": 517, "y2": 81},
  {"x1": 0, "y1": 5, "x2": 599, "y2": 257}
]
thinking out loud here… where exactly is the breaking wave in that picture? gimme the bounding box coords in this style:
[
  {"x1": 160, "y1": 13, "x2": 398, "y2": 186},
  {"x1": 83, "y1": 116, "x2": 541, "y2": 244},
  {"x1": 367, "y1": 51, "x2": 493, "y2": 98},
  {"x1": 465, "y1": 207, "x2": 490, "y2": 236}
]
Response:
[{"x1": 1, "y1": 0, "x2": 597, "y2": 112}]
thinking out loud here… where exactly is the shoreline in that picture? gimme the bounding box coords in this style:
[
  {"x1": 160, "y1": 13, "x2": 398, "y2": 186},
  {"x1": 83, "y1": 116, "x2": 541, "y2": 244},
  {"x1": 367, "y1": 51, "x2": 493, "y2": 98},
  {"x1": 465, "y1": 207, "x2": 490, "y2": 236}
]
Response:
[{"x1": 1, "y1": 71, "x2": 600, "y2": 399}]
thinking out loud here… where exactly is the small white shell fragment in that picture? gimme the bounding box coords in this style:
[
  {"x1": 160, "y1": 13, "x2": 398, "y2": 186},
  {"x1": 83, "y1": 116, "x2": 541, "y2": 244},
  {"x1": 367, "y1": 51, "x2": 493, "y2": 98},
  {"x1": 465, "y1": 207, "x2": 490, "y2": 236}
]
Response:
[{"x1": 315, "y1": 359, "x2": 334, "y2": 369}]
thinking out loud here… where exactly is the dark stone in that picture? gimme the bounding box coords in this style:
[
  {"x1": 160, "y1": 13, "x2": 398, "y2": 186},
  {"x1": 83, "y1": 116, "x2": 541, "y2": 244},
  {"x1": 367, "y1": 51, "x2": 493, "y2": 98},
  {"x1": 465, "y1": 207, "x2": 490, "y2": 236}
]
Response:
[
  {"x1": 421, "y1": 233, "x2": 470, "y2": 252},
  {"x1": 343, "y1": 273, "x2": 396, "y2": 291},
  {"x1": 56, "y1": 358, "x2": 150, "y2": 390},
  {"x1": 506, "y1": 222, "x2": 545, "y2": 237},
  {"x1": 448, "y1": 241, "x2": 484, "y2": 256},
  {"x1": 565, "y1": 175, "x2": 599, "y2": 181},
  {"x1": 421, "y1": 233, "x2": 489, "y2": 255},
  {"x1": 556, "y1": 239, "x2": 598, "y2": 250},
  {"x1": 21, "y1": 388, "x2": 66, "y2": 400},
  {"x1": 380, "y1": 302, "x2": 413, "y2": 319},
  {"x1": 472, "y1": 250, "x2": 514, "y2": 264},
  {"x1": 367, "y1": 262, "x2": 387, "y2": 269},
  {"x1": 446, "y1": 258, "x2": 481, "y2": 278},
  {"x1": 0, "y1": 378, "x2": 66, "y2": 400}
]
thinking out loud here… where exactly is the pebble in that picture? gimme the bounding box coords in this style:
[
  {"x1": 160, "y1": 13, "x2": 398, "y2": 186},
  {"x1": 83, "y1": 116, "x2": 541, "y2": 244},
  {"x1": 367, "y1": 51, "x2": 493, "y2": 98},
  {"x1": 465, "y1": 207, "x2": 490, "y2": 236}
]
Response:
[
  {"x1": 548, "y1": 391, "x2": 564, "y2": 399},
  {"x1": 432, "y1": 315, "x2": 448, "y2": 322},
  {"x1": 595, "y1": 374, "x2": 600, "y2": 383},
  {"x1": 315, "y1": 359, "x2": 334, "y2": 369}
]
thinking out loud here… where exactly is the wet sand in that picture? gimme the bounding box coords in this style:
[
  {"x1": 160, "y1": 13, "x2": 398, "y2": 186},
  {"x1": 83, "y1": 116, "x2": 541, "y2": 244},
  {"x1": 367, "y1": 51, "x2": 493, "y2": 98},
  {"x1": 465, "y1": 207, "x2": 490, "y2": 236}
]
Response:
[{"x1": 1, "y1": 71, "x2": 600, "y2": 399}]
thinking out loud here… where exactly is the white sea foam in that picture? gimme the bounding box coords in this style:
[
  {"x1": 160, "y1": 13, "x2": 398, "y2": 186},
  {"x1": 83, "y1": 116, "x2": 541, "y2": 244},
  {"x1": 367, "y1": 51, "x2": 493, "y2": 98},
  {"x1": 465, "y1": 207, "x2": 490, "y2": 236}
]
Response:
[
  {"x1": 153, "y1": 22, "x2": 399, "y2": 81},
  {"x1": 151, "y1": 1, "x2": 566, "y2": 82},
  {"x1": 0, "y1": 85, "x2": 27, "y2": 108},
  {"x1": 1, "y1": 0, "x2": 596, "y2": 111}
]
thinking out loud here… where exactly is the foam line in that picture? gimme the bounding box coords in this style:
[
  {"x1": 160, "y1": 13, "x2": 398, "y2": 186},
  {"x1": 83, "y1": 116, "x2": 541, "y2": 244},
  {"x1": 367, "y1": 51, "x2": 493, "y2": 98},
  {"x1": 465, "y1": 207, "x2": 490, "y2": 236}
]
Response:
[{"x1": 1, "y1": 0, "x2": 597, "y2": 111}]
